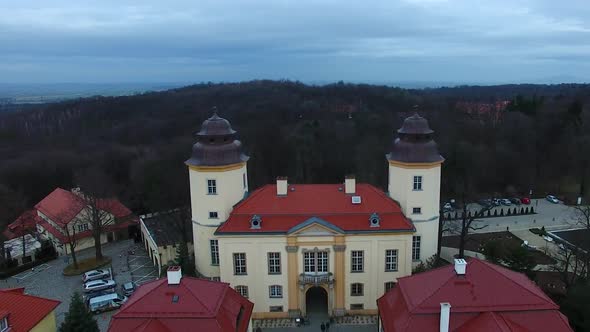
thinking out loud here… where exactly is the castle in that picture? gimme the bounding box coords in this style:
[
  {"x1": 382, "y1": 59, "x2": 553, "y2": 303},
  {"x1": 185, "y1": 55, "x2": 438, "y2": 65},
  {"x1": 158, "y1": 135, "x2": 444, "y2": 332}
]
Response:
[{"x1": 185, "y1": 111, "x2": 443, "y2": 318}]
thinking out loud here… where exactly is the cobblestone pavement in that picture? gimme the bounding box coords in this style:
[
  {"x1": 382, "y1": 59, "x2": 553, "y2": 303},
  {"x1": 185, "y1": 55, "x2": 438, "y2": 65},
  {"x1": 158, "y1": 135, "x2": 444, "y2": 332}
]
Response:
[
  {"x1": 0, "y1": 239, "x2": 157, "y2": 332},
  {"x1": 256, "y1": 316, "x2": 377, "y2": 332}
]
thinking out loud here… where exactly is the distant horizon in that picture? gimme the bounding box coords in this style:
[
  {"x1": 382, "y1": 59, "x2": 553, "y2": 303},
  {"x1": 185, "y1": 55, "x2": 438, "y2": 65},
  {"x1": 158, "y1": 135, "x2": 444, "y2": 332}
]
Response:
[{"x1": 1, "y1": 1, "x2": 589, "y2": 84}]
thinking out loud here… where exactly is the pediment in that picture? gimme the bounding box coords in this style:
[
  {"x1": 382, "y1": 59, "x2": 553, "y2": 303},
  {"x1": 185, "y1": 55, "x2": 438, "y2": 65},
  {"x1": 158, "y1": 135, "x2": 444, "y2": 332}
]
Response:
[{"x1": 287, "y1": 217, "x2": 344, "y2": 236}]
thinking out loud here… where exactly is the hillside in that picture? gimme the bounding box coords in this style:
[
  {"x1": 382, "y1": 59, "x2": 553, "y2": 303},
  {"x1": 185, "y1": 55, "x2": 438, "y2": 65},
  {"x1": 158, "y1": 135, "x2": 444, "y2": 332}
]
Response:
[{"x1": 0, "y1": 80, "x2": 589, "y2": 226}]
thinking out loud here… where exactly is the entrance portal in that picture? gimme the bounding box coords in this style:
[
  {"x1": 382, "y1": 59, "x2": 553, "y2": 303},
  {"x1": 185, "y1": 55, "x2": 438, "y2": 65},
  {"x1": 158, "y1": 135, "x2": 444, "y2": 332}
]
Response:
[{"x1": 306, "y1": 286, "x2": 328, "y2": 318}]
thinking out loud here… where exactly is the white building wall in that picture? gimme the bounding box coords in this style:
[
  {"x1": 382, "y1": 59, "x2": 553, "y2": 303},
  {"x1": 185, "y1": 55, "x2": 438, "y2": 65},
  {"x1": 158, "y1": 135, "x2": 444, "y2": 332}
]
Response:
[
  {"x1": 218, "y1": 236, "x2": 289, "y2": 314},
  {"x1": 218, "y1": 233, "x2": 413, "y2": 315},
  {"x1": 388, "y1": 164, "x2": 441, "y2": 262},
  {"x1": 189, "y1": 163, "x2": 248, "y2": 278},
  {"x1": 344, "y1": 234, "x2": 413, "y2": 310}
]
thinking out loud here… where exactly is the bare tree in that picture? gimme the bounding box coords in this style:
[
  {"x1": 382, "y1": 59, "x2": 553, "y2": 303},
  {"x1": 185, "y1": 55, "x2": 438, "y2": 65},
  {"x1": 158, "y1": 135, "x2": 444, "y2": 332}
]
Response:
[
  {"x1": 75, "y1": 167, "x2": 117, "y2": 261},
  {"x1": 572, "y1": 205, "x2": 590, "y2": 230},
  {"x1": 551, "y1": 244, "x2": 588, "y2": 289},
  {"x1": 63, "y1": 220, "x2": 80, "y2": 269}
]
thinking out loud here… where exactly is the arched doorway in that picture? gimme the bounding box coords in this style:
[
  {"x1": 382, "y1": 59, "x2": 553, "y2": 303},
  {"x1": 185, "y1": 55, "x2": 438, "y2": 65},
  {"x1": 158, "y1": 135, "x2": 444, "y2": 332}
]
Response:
[{"x1": 306, "y1": 286, "x2": 328, "y2": 319}]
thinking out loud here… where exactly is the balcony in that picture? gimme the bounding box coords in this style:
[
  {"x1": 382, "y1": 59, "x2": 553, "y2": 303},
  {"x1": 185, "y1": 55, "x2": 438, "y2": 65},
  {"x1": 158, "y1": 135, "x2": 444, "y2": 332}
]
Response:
[{"x1": 298, "y1": 272, "x2": 334, "y2": 286}]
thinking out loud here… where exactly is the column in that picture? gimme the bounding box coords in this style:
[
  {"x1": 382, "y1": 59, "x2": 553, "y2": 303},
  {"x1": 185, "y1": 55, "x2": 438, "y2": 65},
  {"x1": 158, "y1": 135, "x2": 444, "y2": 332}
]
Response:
[
  {"x1": 333, "y1": 236, "x2": 346, "y2": 316},
  {"x1": 286, "y1": 237, "x2": 300, "y2": 317}
]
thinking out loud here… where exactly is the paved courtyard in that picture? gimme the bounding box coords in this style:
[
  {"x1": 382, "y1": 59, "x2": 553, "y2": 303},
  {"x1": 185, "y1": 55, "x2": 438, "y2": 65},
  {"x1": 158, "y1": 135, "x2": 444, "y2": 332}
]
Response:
[
  {"x1": 446, "y1": 199, "x2": 579, "y2": 234},
  {"x1": 0, "y1": 239, "x2": 158, "y2": 332}
]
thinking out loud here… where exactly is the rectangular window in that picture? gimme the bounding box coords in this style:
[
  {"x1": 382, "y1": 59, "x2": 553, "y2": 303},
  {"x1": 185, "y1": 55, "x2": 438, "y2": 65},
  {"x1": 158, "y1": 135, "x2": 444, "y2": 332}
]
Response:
[
  {"x1": 351, "y1": 250, "x2": 364, "y2": 272},
  {"x1": 235, "y1": 285, "x2": 248, "y2": 298},
  {"x1": 269, "y1": 306, "x2": 284, "y2": 312},
  {"x1": 0, "y1": 317, "x2": 7, "y2": 332},
  {"x1": 268, "y1": 252, "x2": 281, "y2": 274},
  {"x1": 211, "y1": 277, "x2": 221, "y2": 282},
  {"x1": 209, "y1": 211, "x2": 218, "y2": 219},
  {"x1": 77, "y1": 223, "x2": 89, "y2": 232},
  {"x1": 303, "y1": 251, "x2": 329, "y2": 273},
  {"x1": 412, "y1": 207, "x2": 422, "y2": 214},
  {"x1": 350, "y1": 283, "x2": 364, "y2": 296},
  {"x1": 413, "y1": 176, "x2": 422, "y2": 191},
  {"x1": 207, "y1": 179, "x2": 217, "y2": 195},
  {"x1": 412, "y1": 236, "x2": 421, "y2": 261},
  {"x1": 350, "y1": 304, "x2": 364, "y2": 310},
  {"x1": 385, "y1": 249, "x2": 399, "y2": 272},
  {"x1": 385, "y1": 281, "x2": 397, "y2": 292},
  {"x1": 243, "y1": 173, "x2": 247, "y2": 189},
  {"x1": 233, "y1": 253, "x2": 247, "y2": 275},
  {"x1": 269, "y1": 285, "x2": 283, "y2": 298},
  {"x1": 210, "y1": 240, "x2": 219, "y2": 265}
]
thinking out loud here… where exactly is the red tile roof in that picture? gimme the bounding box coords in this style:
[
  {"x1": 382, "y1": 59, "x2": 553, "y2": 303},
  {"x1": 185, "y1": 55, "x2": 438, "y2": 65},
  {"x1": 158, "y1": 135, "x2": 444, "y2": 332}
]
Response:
[
  {"x1": 34, "y1": 188, "x2": 133, "y2": 226},
  {"x1": 217, "y1": 184, "x2": 413, "y2": 234},
  {"x1": 377, "y1": 258, "x2": 573, "y2": 332},
  {"x1": 108, "y1": 277, "x2": 253, "y2": 332},
  {"x1": 0, "y1": 288, "x2": 60, "y2": 332},
  {"x1": 2, "y1": 210, "x2": 38, "y2": 240}
]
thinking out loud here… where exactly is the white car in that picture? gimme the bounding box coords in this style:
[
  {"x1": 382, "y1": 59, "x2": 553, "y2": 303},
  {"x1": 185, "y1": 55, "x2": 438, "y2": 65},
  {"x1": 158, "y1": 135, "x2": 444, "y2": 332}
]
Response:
[
  {"x1": 84, "y1": 279, "x2": 116, "y2": 293},
  {"x1": 546, "y1": 195, "x2": 559, "y2": 204},
  {"x1": 543, "y1": 235, "x2": 554, "y2": 242},
  {"x1": 83, "y1": 269, "x2": 111, "y2": 283}
]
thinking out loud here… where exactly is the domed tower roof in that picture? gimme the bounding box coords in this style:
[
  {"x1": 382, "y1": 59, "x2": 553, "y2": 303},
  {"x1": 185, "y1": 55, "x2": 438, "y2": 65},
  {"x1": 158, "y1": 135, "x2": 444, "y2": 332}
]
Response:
[
  {"x1": 387, "y1": 113, "x2": 444, "y2": 164},
  {"x1": 185, "y1": 109, "x2": 249, "y2": 167}
]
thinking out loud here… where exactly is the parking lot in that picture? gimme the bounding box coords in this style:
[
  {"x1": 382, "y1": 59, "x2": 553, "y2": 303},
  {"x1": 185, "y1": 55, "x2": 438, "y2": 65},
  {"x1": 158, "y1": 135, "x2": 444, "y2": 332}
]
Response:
[
  {"x1": 0, "y1": 239, "x2": 158, "y2": 332},
  {"x1": 444, "y1": 198, "x2": 579, "y2": 234}
]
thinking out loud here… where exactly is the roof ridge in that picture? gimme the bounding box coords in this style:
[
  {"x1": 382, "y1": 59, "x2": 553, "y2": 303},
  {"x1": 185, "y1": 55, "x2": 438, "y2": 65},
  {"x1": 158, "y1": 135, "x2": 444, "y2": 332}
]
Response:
[
  {"x1": 183, "y1": 279, "x2": 221, "y2": 316},
  {"x1": 479, "y1": 260, "x2": 557, "y2": 309},
  {"x1": 231, "y1": 185, "x2": 267, "y2": 210},
  {"x1": 404, "y1": 269, "x2": 455, "y2": 313}
]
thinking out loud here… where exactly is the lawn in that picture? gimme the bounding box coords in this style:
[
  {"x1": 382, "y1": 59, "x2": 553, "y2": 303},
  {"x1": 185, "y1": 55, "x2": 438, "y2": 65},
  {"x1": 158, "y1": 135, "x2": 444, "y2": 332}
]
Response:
[{"x1": 63, "y1": 256, "x2": 112, "y2": 276}]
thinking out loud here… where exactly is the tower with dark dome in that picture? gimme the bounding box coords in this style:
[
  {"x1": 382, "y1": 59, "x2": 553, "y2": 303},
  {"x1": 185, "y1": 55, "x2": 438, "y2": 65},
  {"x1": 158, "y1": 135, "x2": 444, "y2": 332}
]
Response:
[
  {"x1": 186, "y1": 109, "x2": 249, "y2": 278},
  {"x1": 387, "y1": 113, "x2": 444, "y2": 265}
]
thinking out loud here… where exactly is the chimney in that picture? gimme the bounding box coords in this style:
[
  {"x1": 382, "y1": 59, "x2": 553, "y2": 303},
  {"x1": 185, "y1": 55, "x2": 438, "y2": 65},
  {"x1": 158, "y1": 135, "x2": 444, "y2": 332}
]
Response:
[
  {"x1": 276, "y1": 177, "x2": 288, "y2": 196},
  {"x1": 345, "y1": 175, "x2": 356, "y2": 194},
  {"x1": 454, "y1": 258, "x2": 467, "y2": 275},
  {"x1": 167, "y1": 266, "x2": 182, "y2": 285},
  {"x1": 439, "y1": 302, "x2": 451, "y2": 332}
]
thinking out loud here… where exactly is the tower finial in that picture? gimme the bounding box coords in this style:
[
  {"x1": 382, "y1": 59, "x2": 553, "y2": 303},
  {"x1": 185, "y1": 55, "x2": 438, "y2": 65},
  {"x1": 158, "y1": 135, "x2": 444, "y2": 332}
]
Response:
[
  {"x1": 212, "y1": 106, "x2": 218, "y2": 117},
  {"x1": 412, "y1": 104, "x2": 419, "y2": 116}
]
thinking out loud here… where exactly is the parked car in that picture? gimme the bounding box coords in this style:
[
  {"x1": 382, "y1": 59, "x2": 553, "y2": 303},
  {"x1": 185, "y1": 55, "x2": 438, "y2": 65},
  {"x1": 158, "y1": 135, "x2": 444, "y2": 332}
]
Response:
[
  {"x1": 122, "y1": 282, "x2": 136, "y2": 297},
  {"x1": 492, "y1": 198, "x2": 501, "y2": 206},
  {"x1": 83, "y1": 269, "x2": 111, "y2": 283},
  {"x1": 500, "y1": 198, "x2": 512, "y2": 206},
  {"x1": 509, "y1": 198, "x2": 521, "y2": 205},
  {"x1": 521, "y1": 197, "x2": 531, "y2": 205},
  {"x1": 546, "y1": 195, "x2": 559, "y2": 204},
  {"x1": 478, "y1": 199, "x2": 493, "y2": 208},
  {"x1": 84, "y1": 279, "x2": 116, "y2": 293},
  {"x1": 88, "y1": 293, "x2": 128, "y2": 313},
  {"x1": 84, "y1": 288, "x2": 115, "y2": 305}
]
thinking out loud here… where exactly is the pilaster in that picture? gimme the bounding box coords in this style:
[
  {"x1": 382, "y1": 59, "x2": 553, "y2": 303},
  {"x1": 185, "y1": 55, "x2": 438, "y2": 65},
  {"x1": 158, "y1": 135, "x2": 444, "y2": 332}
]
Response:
[
  {"x1": 333, "y1": 236, "x2": 346, "y2": 316},
  {"x1": 286, "y1": 237, "x2": 301, "y2": 317}
]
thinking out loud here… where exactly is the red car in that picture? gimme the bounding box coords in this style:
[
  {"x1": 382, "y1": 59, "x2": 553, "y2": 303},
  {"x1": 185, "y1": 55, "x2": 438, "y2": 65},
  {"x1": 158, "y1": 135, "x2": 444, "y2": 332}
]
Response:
[{"x1": 521, "y1": 197, "x2": 531, "y2": 205}]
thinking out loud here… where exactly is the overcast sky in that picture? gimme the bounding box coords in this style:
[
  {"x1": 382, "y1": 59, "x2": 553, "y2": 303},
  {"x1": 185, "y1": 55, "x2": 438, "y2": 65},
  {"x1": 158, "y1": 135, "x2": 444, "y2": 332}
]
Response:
[{"x1": 1, "y1": 0, "x2": 589, "y2": 84}]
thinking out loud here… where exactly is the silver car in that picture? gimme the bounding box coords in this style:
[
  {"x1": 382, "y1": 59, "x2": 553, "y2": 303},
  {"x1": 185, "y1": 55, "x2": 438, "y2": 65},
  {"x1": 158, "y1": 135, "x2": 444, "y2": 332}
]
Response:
[
  {"x1": 82, "y1": 269, "x2": 111, "y2": 283},
  {"x1": 84, "y1": 279, "x2": 116, "y2": 293}
]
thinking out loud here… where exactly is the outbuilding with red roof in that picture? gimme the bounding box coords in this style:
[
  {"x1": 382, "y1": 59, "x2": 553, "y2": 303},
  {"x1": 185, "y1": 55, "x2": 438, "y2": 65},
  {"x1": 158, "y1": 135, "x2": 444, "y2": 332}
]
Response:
[
  {"x1": 0, "y1": 287, "x2": 61, "y2": 332},
  {"x1": 377, "y1": 258, "x2": 573, "y2": 332},
  {"x1": 108, "y1": 266, "x2": 253, "y2": 332}
]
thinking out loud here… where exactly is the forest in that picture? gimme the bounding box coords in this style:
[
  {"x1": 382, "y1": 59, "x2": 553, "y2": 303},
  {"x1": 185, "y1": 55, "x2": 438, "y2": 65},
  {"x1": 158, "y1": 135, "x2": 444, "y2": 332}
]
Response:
[{"x1": 0, "y1": 80, "x2": 589, "y2": 228}]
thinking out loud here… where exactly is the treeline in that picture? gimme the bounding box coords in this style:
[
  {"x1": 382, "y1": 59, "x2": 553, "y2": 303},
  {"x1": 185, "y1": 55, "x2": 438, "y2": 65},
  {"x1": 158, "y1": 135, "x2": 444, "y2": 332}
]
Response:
[{"x1": 0, "y1": 80, "x2": 589, "y2": 227}]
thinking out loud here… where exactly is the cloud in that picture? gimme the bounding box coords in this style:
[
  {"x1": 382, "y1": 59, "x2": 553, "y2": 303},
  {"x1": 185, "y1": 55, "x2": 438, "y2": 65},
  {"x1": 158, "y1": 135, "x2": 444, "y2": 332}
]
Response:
[{"x1": 0, "y1": 0, "x2": 588, "y2": 83}]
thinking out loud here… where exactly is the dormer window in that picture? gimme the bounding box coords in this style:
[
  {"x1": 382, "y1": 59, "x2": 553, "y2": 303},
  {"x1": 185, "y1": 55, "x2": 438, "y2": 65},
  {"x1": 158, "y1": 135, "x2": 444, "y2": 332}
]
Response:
[
  {"x1": 369, "y1": 212, "x2": 380, "y2": 227},
  {"x1": 250, "y1": 215, "x2": 262, "y2": 229},
  {"x1": 0, "y1": 316, "x2": 8, "y2": 332}
]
